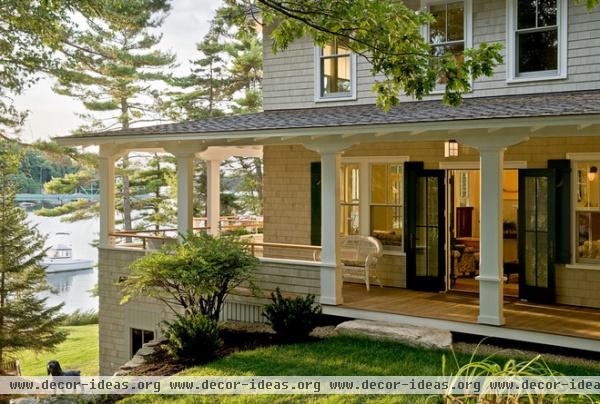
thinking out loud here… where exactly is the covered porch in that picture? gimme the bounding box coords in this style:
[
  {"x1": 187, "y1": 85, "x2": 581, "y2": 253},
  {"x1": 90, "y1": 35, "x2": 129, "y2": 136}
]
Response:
[
  {"x1": 57, "y1": 91, "x2": 600, "y2": 353},
  {"x1": 334, "y1": 283, "x2": 600, "y2": 350}
]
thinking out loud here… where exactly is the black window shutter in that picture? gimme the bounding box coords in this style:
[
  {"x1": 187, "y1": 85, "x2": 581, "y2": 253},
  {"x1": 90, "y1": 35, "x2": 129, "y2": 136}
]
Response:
[
  {"x1": 310, "y1": 162, "x2": 321, "y2": 246},
  {"x1": 548, "y1": 159, "x2": 571, "y2": 264}
]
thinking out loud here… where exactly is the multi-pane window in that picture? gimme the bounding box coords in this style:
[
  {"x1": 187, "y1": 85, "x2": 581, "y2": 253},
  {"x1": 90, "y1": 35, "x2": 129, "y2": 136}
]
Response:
[
  {"x1": 339, "y1": 161, "x2": 404, "y2": 250},
  {"x1": 370, "y1": 164, "x2": 403, "y2": 249},
  {"x1": 429, "y1": 1, "x2": 465, "y2": 59},
  {"x1": 340, "y1": 164, "x2": 360, "y2": 236},
  {"x1": 515, "y1": 0, "x2": 559, "y2": 75},
  {"x1": 575, "y1": 161, "x2": 600, "y2": 263},
  {"x1": 319, "y1": 40, "x2": 353, "y2": 98}
]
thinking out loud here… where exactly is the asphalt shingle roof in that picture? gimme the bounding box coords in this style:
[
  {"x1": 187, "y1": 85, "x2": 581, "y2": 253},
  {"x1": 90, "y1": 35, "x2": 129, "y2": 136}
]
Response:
[{"x1": 65, "y1": 90, "x2": 600, "y2": 139}]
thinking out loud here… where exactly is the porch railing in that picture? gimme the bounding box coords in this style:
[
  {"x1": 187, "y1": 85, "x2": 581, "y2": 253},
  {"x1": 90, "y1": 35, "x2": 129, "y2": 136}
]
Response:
[{"x1": 109, "y1": 223, "x2": 321, "y2": 263}]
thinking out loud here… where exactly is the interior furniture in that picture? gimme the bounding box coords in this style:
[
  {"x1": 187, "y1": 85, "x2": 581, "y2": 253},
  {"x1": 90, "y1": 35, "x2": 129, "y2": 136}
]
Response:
[{"x1": 456, "y1": 206, "x2": 474, "y2": 237}]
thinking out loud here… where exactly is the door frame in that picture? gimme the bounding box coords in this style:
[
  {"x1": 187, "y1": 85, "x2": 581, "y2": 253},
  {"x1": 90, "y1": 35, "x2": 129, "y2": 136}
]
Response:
[
  {"x1": 405, "y1": 163, "x2": 446, "y2": 292},
  {"x1": 441, "y1": 162, "x2": 527, "y2": 295},
  {"x1": 518, "y1": 168, "x2": 557, "y2": 304}
]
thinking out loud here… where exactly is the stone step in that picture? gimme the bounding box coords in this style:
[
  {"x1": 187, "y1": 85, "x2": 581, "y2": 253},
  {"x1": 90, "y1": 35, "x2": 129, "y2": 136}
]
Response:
[{"x1": 335, "y1": 319, "x2": 452, "y2": 349}]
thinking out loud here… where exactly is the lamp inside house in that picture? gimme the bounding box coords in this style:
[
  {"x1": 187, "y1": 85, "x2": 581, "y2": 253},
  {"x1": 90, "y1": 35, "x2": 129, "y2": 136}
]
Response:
[
  {"x1": 588, "y1": 166, "x2": 598, "y2": 182},
  {"x1": 444, "y1": 140, "x2": 459, "y2": 157}
]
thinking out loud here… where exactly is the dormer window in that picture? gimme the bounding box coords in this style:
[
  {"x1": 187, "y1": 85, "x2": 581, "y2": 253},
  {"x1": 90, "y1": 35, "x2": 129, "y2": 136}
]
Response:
[
  {"x1": 508, "y1": 0, "x2": 567, "y2": 81},
  {"x1": 315, "y1": 40, "x2": 356, "y2": 102}
]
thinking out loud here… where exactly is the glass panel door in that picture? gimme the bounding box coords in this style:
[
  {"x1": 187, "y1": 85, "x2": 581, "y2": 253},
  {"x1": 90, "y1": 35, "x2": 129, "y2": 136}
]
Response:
[
  {"x1": 405, "y1": 164, "x2": 446, "y2": 292},
  {"x1": 518, "y1": 169, "x2": 556, "y2": 303}
]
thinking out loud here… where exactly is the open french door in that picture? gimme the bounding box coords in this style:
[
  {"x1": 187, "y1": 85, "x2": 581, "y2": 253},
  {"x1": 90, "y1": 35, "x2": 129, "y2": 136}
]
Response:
[
  {"x1": 518, "y1": 169, "x2": 556, "y2": 304},
  {"x1": 405, "y1": 162, "x2": 446, "y2": 292}
]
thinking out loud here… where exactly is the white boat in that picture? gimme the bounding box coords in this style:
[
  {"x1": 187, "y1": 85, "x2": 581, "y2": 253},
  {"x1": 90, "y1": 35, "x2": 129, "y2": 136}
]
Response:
[{"x1": 41, "y1": 244, "x2": 94, "y2": 273}]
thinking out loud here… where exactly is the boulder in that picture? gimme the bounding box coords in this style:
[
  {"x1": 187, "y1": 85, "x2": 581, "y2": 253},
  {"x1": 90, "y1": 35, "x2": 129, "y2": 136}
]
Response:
[
  {"x1": 113, "y1": 338, "x2": 167, "y2": 376},
  {"x1": 335, "y1": 320, "x2": 452, "y2": 349}
]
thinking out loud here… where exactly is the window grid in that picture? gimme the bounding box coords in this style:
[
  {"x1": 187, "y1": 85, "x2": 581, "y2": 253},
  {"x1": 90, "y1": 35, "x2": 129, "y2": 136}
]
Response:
[
  {"x1": 514, "y1": 0, "x2": 559, "y2": 76},
  {"x1": 319, "y1": 40, "x2": 353, "y2": 98},
  {"x1": 574, "y1": 161, "x2": 600, "y2": 263}
]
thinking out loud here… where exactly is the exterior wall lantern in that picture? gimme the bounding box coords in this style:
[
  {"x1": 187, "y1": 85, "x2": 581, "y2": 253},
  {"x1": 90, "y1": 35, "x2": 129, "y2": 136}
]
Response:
[
  {"x1": 588, "y1": 166, "x2": 598, "y2": 182},
  {"x1": 444, "y1": 140, "x2": 459, "y2": 158}
]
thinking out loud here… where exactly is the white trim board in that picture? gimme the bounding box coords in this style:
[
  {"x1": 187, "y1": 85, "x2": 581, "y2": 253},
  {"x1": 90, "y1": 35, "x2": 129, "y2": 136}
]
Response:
[
  {"x1": 506, "y1": 0, "x2": 568, "y2": 83},
  {"x1": 323, "y1": 305, "x2": 600, "y2": 352},
  {"x1": 439, "y1": 161, "x2": 527, "y2": 169}
]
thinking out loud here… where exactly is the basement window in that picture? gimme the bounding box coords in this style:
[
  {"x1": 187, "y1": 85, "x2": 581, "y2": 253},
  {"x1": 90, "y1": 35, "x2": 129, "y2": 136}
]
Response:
[{"x1": 131, "y1": 328, "x2": 154, "y2": 358}]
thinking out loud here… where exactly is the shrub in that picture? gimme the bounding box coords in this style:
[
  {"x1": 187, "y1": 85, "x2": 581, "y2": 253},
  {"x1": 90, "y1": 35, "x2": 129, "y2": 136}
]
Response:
[
  {"x1": 61, "y1": 309, "x2": 99, "y2": 326},
  {"x1": 163, "y1": 313, "x2": 222, "y2": 364},
  {"x1": 262, "y1": 288, "x2": 322, "y2": 340},
  {"x1": 121, "y1": 232, "x2": 259, "y2": 321}
]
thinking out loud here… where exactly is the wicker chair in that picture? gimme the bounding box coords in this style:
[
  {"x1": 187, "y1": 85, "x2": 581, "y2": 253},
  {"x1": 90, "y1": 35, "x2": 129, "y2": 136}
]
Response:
[
  {"x1": 0, "y1": 359, "x2": 21, "y2": 376},
  {"x1": 339, "y1": 235, "x2": 384, "y2": 291}
]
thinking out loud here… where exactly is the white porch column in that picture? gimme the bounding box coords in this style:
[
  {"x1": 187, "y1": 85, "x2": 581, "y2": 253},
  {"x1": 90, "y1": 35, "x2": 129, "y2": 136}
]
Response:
[
  {"x1": 98, "y1": 151, "x2": 116, "y2": 248},
  {"x1": 456, "y1": 132, "x2": 529, "y2": 326},
  {"x1": 206, "y1": 159, "x2": 221, "y2": 236},
  {"x1": 175, "y1": 153, "x2": 195, "y2": 237},
  {"x1": 477, "y1": 145, "x2": 506, "y2": 325},
  {"x1": 320, "y1": 151, "x2": 343, "y2": 305}
]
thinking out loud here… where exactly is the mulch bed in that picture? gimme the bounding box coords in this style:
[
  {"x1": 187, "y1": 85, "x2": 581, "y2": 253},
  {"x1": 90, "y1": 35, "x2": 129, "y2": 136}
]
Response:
[{"x1": 131, "y1": 322, "x2": 335, "y2": 376}]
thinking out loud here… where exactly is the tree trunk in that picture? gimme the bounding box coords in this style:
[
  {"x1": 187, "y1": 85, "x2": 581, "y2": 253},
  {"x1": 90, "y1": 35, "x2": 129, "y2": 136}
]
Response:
[{"x1": 121, "y1": 98, "x2": 133, "y2": 242}]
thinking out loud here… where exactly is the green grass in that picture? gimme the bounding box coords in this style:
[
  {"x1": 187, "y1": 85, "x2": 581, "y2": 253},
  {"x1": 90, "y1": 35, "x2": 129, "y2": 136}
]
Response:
[
  {"x1": 120, "y1": 335, "x2": 600, "y2": 404},
  {"x1": 17, "y1": 324, "x2": 98, "y2": 376}
]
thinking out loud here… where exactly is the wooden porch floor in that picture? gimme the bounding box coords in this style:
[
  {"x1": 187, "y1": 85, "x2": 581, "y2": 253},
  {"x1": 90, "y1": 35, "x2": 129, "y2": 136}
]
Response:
[{"x1": 341, "y1": 283, "x2": 600, "y2": 342}]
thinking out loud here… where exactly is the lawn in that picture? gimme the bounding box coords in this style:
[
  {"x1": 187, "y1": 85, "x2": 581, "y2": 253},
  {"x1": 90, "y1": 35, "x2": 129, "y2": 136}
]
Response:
[
  {"x1": 120, "y1": 335, "x2": 600, "y2": 404},
  {"x1": 18, "y1": 324, "x2": 98, "y2": 376}
]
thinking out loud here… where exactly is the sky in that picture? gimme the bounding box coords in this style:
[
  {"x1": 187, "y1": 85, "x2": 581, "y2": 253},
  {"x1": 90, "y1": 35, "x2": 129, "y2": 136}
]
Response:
[{"x1": 14, "y1": 0, "x2": 222, "y2": 142}]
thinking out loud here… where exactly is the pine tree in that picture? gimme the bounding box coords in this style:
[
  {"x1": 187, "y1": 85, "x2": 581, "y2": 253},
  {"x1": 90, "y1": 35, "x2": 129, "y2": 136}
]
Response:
[
  {"x1": 0, "y1": 141, "x2": 66, "y2": 365},
  {"x1": 129, "y1": 154, "x2": 176, "y2": 231},
  {"x1": 162, "y1": 34, "x2": 231, "y2": 121},
  {"x1": 228, "y1": 34, "x2": 263, "y2": 114},
  {"x1": 47, "y1": 0, "x2": 175, "y2": 231}
]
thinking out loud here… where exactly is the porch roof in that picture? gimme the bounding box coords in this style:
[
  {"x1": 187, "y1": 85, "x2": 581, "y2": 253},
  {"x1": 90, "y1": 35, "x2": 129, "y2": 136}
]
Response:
[{"x1": 56, "y1": 90, "x2": 600, "y2": 146}]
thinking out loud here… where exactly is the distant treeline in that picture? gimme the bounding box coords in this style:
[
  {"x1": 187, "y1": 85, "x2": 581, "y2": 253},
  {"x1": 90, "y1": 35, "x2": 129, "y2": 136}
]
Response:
[{"x1": 14, "y1": 147, "x2": 85, "y2": 194}]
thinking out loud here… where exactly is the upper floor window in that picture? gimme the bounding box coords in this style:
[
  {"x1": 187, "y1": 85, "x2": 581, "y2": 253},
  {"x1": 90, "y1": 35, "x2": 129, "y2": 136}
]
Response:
[
  {"x1": 424, "y1": 0, "x2": 472, "y2": 88},
  {"x1": 429, "y1": 1, "x2": 465, "y2": 59},
  {"x1": 508, "y1": 0, "x2": 567, "y2": 81},
  {"x1": 315, "y1": 40, "x2": 356, "y2": 101}
]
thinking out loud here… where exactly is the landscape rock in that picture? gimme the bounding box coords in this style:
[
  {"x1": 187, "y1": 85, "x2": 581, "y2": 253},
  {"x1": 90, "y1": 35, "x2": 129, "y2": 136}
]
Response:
[
  {"x1": 335, "y1": 320, "x2": 452, "y2": 349},
  {"x1": 114, "y1": 337, "x2": 168, "y2": 376},
  {"x1": 310, "y1": 325, "x2": 336, "y2": 338}
]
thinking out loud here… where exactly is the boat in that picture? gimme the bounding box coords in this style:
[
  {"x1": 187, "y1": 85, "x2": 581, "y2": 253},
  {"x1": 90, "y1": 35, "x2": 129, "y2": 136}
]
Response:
[{"x1": 41, "y1": 244, "x2": 94, "y2": 273}]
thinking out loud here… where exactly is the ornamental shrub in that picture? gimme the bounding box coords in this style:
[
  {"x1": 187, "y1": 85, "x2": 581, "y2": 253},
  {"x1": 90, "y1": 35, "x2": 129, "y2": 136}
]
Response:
[{"x1": 263, "y1": 288, "x2": 322, "y2": 341}]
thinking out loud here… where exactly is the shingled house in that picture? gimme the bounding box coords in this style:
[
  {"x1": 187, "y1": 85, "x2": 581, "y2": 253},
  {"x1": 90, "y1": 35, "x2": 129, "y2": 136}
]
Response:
[{"x1": 57, "y1": 0, "x2": 600, "y2": 374}]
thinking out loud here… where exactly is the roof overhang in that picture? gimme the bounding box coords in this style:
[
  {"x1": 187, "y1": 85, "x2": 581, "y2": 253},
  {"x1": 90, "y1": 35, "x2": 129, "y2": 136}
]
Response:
[{"x1": 55, "y1": 113, "x2": 600, "y2": 149}]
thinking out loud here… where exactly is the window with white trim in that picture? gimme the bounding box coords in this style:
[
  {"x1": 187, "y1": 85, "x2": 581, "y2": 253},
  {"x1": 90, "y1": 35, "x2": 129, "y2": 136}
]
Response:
[
  {"x1": 508, "y1": 0, "x2": 567, "y2": 80},
  {"x1": 429, "y1": 1, "x2": 465, "y2": 58},
  {"x1": 316, "y1": 40, "x2": 355, "y2": 100},
  {"x1": 574, "y1": 160, "x2": 600, "y2": 263},
  {"x1": 339, "y1": 159, "x2": 406, "y2": 251},
  {"x1": 424, "y1": 0, "x2": 471, "y2": 87}
]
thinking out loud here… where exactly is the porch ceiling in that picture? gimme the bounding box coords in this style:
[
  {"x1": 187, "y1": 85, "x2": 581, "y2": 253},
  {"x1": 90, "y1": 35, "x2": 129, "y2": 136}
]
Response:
[{"x1": 55, "y1": 90, "x2": 600, "y2": 147}]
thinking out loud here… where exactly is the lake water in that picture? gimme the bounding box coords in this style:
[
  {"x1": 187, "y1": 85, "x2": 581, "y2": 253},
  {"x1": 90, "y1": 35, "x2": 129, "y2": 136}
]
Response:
[{"x1": 27, "y1": 212, "x2": 99, "y2": 314}]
